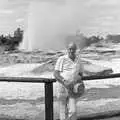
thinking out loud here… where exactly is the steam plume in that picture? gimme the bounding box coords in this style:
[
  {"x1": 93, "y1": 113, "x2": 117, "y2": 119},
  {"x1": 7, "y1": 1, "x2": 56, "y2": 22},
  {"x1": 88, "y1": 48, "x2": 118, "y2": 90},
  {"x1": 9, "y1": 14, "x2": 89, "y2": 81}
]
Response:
[{"x1": 20, "y1": 0, "x2": 87, "y2": 51}]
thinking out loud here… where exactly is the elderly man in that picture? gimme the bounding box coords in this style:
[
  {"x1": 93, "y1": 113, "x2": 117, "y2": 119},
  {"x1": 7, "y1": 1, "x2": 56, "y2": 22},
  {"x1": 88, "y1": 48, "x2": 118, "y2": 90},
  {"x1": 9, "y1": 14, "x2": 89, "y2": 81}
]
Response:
[{"x1": 54, "y1": 42, "x2": 84, "y2": 120}]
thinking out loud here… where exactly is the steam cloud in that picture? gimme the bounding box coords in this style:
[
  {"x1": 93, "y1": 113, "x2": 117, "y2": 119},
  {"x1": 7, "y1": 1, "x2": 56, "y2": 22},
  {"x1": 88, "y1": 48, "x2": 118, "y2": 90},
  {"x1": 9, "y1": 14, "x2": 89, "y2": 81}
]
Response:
[{"x1": 20, "y1": 0, "x2": 88, "y2": 51}]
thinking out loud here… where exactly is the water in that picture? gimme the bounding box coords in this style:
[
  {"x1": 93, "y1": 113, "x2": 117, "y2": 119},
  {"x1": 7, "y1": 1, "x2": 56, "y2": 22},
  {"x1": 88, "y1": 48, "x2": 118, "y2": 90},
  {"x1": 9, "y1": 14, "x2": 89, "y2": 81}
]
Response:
[
  {"x1": 0, "y1": 49, "x2": 119, "y2": 119},
  {"x1": 83, "y1": 58, "x2": 120, "y2": 73},
  {"x1": 20, "y1": 0, "x2": 89, "y2": 51},
  {"x1": 0, "y1": 56, "x2": 119, "y2": 100}
]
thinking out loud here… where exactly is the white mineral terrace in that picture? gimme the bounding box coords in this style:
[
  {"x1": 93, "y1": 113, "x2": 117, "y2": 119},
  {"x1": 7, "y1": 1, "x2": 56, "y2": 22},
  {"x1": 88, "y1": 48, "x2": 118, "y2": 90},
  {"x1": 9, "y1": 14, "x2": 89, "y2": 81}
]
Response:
[
  {"x1": 0, "y1": 59, "x2": 118, "y2": 99},
  {"x1": 0, "y1": 59, "x2": 119, "y2": 118}
]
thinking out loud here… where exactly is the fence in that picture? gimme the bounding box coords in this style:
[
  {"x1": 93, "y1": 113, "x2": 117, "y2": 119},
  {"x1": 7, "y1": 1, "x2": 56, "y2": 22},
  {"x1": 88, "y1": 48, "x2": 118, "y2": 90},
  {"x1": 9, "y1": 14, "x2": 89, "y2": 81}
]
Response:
[{"x1": 0, "y1": 73, "x2": 120, "y2": 120}]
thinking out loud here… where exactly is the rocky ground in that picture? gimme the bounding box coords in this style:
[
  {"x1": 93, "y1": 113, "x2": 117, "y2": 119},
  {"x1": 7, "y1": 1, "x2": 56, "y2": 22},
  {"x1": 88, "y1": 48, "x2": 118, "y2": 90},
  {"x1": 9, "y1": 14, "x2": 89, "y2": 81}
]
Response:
[{"x1": 0, "y1": 42, "x2": 119, "y2": 120}]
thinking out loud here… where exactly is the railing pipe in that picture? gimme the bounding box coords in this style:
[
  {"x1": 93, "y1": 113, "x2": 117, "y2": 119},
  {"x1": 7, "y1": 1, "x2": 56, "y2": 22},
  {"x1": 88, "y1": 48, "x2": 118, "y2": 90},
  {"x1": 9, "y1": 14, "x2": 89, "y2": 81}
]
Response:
[
  {"x1": 0, "y1": 73, "x2": 120, "y2": 83},
  {"x1": 0, "y1": 73, "x2": 119, "y2": 120}
]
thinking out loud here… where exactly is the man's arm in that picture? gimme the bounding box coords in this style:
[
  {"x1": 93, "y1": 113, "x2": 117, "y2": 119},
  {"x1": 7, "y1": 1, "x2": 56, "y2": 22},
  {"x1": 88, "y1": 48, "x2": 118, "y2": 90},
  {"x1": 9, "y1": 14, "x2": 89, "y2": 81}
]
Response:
[
  {"x1": 70, "y1": 59, "x2": 84, "y2": 85},
  {"x1": 54, "y1": 56, "x2": 72, "y2": 89},
  {"x1": 54, "y1": 70, "x2": 65, "y2": 86},
  {"x1": 54, "y1": 70, "x2": 71, "y2": 89}
]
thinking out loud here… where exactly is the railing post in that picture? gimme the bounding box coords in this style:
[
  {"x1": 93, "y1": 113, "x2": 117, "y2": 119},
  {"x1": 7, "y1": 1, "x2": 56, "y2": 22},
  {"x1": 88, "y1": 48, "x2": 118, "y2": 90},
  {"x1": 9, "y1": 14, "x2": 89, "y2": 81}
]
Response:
[{"x1": 45, "y1": 82, "x2": 54, "y2": 120}]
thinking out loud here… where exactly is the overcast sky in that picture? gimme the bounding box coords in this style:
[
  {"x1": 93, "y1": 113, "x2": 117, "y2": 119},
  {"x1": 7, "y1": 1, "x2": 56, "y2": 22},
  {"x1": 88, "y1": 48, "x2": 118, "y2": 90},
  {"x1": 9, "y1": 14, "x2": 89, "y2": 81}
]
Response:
[{"x1": 0, "y1": 0, "x2": 120, "y2": 36}]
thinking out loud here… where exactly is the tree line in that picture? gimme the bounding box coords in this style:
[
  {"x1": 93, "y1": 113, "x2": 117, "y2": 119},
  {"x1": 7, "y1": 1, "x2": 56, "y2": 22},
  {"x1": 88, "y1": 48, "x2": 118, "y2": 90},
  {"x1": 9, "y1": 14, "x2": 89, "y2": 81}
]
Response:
[
  {"x1": 1, "y1": 28, "x2": 120, "y2": 51},
  {"x1": 0, "y1": 28, "x2": 23, "y2": 51}
]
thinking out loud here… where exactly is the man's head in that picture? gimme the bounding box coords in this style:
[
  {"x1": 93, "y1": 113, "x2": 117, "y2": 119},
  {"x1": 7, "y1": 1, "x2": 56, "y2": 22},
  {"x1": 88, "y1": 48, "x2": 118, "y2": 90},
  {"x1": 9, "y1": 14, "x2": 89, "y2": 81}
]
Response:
[{"x1": 66, "y1": 42, "x2": 77, "y2": 59}]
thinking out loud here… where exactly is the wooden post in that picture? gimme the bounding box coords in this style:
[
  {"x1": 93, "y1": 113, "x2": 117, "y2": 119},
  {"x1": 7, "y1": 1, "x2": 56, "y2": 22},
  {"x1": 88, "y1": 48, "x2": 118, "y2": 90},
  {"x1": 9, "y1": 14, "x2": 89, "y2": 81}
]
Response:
[{"x1": 45, "y1": 82, "x2": 54, "y2": 120}]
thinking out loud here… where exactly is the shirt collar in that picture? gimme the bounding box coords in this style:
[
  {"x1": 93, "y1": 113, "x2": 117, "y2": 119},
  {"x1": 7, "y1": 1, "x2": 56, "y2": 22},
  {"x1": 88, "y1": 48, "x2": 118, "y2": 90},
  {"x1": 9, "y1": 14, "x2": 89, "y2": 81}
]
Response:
[{"x1": 66, "y1": 54, "x2": 78, "y2": 63}]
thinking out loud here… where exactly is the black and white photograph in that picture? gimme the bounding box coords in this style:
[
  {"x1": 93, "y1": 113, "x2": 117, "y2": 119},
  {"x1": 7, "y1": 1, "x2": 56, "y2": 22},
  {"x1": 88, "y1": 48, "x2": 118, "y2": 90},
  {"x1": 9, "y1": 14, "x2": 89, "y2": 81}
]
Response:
[{"x1": 0, "y1": 0, "x2": 120, "y2": 120}]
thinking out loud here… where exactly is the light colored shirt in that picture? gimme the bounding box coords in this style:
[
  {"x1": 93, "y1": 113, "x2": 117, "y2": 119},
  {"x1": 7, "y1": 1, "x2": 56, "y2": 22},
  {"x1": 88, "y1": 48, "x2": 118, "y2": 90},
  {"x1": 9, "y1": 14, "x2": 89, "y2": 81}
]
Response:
[{"x1": 55, "y1": 54, "x2": 83, "y2": 81}]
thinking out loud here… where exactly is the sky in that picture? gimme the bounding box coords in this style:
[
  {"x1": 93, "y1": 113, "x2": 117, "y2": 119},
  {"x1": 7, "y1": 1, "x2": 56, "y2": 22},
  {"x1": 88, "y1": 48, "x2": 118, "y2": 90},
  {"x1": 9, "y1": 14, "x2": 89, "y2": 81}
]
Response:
[{"x1": 0, "y1": 0, "x2": 120, "y2": 36}]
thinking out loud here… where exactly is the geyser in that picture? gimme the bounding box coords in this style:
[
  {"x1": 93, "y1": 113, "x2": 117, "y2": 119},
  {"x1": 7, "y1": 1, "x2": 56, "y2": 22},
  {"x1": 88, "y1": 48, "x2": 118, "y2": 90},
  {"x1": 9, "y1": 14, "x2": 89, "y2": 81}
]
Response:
[{"x1": 20, "y1": 0, "x2": 88, "y2": 51}]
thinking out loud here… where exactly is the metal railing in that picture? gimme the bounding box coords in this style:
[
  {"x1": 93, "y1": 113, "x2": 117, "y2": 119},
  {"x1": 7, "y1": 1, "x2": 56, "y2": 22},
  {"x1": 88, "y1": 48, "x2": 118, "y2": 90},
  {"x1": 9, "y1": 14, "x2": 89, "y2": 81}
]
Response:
[
  {"x1": 0, "y1": 73, "x2": 120, "y2": 120},
  {"x1": 0, "y1": 77, "x2": 56, "y2": 120}
]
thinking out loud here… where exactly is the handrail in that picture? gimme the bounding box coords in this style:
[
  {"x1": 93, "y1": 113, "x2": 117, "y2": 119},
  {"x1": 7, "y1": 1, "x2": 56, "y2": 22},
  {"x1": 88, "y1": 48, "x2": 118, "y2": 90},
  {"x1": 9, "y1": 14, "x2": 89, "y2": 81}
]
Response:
[
  {"x1": 0, "y1": 76, "x2": 55, "y2": 120},
  {"x1": 0, "y1": 73, "x2": 120, "y2": 120},
  {"x1": 0, "y1": 73, "x2": 119, "y2": 83},
  {"x1": 82, "y1": 73, "x2": 120, "y2": 80},
  {"x1": 0, "y1": 76, "x2": 56, "y2": 83}
]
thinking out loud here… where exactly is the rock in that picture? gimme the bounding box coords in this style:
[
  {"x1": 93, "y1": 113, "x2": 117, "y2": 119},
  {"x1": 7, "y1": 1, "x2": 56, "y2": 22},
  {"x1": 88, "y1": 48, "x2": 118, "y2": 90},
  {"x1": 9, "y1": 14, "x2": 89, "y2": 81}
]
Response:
[
  {"x1": 83, "y1": 63, "x2": 113, "y2": 76},
  {"x1": 30, "y1": 59, "x2": 113, "y2": 78},
  {"x1": 31, "y1": 61, "x2": 55, "y2": 75}
]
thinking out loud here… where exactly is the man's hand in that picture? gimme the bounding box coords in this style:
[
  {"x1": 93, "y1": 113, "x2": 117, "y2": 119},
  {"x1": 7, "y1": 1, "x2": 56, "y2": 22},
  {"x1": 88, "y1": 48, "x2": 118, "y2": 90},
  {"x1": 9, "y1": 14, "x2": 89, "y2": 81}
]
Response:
[
  {"x1": 63, "y1": 80, "x2": 73, "y2": 90},
  {"x1": 70, "y1": 75, "x2": 82, "y2": 86},
  {"x1": 63, "y1": 80, "x2": 75, "y2": 96}
]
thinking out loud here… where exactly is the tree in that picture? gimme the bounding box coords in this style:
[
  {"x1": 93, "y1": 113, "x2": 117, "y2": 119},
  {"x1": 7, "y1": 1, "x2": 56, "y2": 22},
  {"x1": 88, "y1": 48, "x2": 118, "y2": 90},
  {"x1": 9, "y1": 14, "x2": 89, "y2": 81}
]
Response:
[
  {"x1": 85, "y1": 35, "x2": 103, "y2": 46},
  {"x1": 13, "y1": 28, "x2": 23, "y2": 43},
  {"x1": 0, "y1": 28, "x2": 24, "y2": 51}
]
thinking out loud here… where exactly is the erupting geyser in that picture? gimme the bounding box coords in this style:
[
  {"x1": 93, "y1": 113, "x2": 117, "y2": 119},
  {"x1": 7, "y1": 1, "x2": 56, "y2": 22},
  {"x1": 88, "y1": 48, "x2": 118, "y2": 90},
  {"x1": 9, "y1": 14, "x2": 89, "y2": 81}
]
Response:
[{"x1": 20, "y1": 0, "x2": 88, "y2": 51}]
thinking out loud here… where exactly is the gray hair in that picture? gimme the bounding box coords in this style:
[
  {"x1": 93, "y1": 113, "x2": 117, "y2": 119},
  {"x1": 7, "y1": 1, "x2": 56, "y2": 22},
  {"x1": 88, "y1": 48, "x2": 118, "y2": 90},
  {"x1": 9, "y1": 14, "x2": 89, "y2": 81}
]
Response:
[{"x1": 66, "y1": 42, "x2": 77, "y2": 49}]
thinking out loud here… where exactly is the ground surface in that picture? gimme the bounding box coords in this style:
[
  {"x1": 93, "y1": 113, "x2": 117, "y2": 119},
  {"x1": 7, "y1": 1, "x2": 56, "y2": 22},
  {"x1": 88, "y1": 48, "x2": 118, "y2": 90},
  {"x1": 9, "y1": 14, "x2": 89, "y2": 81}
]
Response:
[{"x1": 0, "y1": 43, "x2": 119, "y2": 119}]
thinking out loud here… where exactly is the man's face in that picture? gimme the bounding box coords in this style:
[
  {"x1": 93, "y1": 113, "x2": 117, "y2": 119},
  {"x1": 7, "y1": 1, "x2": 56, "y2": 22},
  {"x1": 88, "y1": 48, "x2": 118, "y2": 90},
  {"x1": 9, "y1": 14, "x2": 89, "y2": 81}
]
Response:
[{"x1": 67, "y1": 44, "x2": 77, "y2": 57}]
